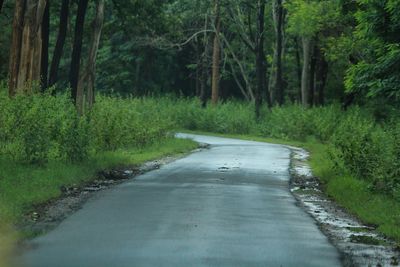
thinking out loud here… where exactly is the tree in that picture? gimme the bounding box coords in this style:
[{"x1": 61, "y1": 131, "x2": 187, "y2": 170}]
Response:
[
  {"x1": 48, "y1": 0, "x2": 69, "y2": 87},
  {"x1": 345, "y1": 0, "x2": 400, "y2": 105},
  {"x1": 40, "y1": 0, "x2": 49, "y2": 90},
  {"x1": 69, "y1": 0, "x2": 88, "y2": 104},
  {"x1": 211, "y1": 0, "x2": 221, "y2": 105},
  {"x1": 255, "y1": 0, "x2": 268, "y2": 118},
  {"x1": 8, "y1": 0, "x2": 47, "y2": 96},
  {"x1": 274, "y1": 0, "x2": 285, "y2": 105},
  {"x1": 77, "y1": 0, "x2": 105, "y2": 112},
  {"x1": 286, "y1": 0, "x2": 339, "y2": 107}
]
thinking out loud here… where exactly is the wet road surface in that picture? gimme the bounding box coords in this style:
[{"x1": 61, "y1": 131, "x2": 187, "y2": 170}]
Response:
[{"x1": 16, "y1": 134, "x2": 342, "y2": 267}]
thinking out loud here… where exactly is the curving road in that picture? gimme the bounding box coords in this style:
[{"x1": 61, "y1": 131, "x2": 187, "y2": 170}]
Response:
[{"x1": 16, "y1": 134, "x2": 342, "y2": 267}]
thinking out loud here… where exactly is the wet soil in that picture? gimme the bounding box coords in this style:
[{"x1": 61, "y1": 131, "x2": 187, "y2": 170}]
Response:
[{"x1": 288, "y1": 146, "x2": 400, "y2": 267}]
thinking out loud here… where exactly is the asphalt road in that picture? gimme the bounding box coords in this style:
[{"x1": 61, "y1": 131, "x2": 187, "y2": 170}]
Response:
[{"x1": 16, "y1": 134, "x2": 342, "y2": 267}]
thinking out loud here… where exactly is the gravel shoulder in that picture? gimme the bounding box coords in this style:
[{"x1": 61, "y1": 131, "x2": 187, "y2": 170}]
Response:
[{"x1": 288, "y1": 145, "x2": 400, "y2": 267}]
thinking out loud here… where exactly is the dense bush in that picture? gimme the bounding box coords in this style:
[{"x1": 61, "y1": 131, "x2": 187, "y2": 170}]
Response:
[
  {"x1": 1, "y1": 91, "x2": 399, "y2": 198},
  {"x1": 0, "y1": 92, "x2": 172, "y2": 163}
]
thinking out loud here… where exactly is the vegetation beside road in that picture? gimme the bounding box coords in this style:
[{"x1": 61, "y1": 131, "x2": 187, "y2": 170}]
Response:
[{"x1": 2, "y1": 91, "x2": 398, "y2": 243}]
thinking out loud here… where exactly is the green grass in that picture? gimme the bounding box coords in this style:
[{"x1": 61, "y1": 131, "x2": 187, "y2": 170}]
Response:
[
  {"x1": 181, "y1": 130, "x2": 400, "y2": 243},
  {"x1": 0, "y1": 137, "x2": 198, "y2": 224}
]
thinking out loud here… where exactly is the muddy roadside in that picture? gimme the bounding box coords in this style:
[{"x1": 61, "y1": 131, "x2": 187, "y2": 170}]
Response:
[
  {"x1": 288, "y1": 145, "x2": 400, "y2": 267},
  {"x1": 17, "y1": 144, "x2": 209, "y2": 240}
]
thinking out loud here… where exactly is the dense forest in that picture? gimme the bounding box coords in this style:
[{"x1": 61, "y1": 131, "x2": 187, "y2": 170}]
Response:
[
  {"x1": 0, "y1": 0, "x2": 400, "y2": 258},
  {"x1": 1, "y1": 0, "x2": 399, "y2": 108}
]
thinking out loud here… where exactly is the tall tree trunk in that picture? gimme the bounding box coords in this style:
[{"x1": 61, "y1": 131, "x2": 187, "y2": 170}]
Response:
[
  {"x1": 301, "y1": 37, "x2": 313, "y2": 107},
  {"x1": 8, "y1": 0, "x2": 26, "y2": 96},
  {"x1": 255, "y1": 0, "x2": 269, "y2": 118},
  {"x1": 309, "y1": 44, "x2": 317, "y2": 106},
  {"x1": 77, "y1": 0, "x2": 104, "y2": 112},
  {"x1": 211, "y1": 0, "x2": 220, "y2": 105},
  {"x1": 195, "y1": 41, "x2": 201, "y2": 97},
  {"x1": 295, "y1": 37, "x2": 302, "y2": 102},
  {"x1": 200, "y1": 14, "x2": 210, "y2": 108},
  {"x1": 49, "y1": 0, "x2": 69, "y2": 87},
  {"x1": 315, "y1": 48, "x2": 328, "y2": 106},
  {"x1": 275, "y1": 0, "x2": 284, "y2": 105},
  {"x1": 40, "y1": 0, "x2": 49, "y2": 90},
  {"x1": 9, "y1": 0, "x2": 47, "y2": 95},
  {"x1": 69, "y1": 0, "x2": 88, "y2": 104}
]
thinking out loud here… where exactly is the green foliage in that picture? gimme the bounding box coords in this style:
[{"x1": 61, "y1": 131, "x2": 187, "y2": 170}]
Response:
[
  {"x1": 346, "y1": 0, "x2": 400, "y2": 103},
  {"x1": 0, "y1": 92, "x2": 88, "y2": 163},
  {"x1": 286, "y1": 0, "x2": 341, "y2": 38},
  {"x1": 0, "y1": 90, "x2": 173, "y2": 164}
]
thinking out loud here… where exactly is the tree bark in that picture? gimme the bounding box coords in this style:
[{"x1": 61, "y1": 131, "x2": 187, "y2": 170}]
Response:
[
  {"x1": 77, "y1": 0, "x2": 104, "y2": 112},
  {"x1": 8, "y1": 0, "x2": 26, "y2": 96},
  {"x1": 9, "y1": 0, "x2": 47, "y2": 95},
  {"x1": 69, "y1": 0, "x2": 88, "y2": 104},
  {"x1": 200, "y1": 14, "x2": 210, "y2": 108},
  {"x1": 309, "y1": 44, "x2": 317, "y2": 106},
  {"x1": 40, "y1": 0, "x2": 49, "y2": 90},
  {"x1": 49, "y1": 0, "x2": 69, "y2": 87},
  {"x1": 315, "y1": 48, "x2": 328, "y2": 106},
  {"x1": 274, "y1": 0, "x2": 284, "y2": 105},
  {"x1": 295, "y1": 37, "x2": 302, "y2": 102},
  {"x1": 301, "y1": 37, "x2": 313, "y2": 107},
  {"x1": 211, "y1": 0, "x2": 220, "y2": 105},
  {"x1": 255, "y1": 0, "x2": 269, "y2": 118}
]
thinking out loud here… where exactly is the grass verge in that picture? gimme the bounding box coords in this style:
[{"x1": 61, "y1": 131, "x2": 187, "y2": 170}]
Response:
[
  {"x1": 181, "y1": 130, "x2": 400, "y2": 244},
  {"x1": 0, "y1": 137, "x2": 198, "y2": 224}
]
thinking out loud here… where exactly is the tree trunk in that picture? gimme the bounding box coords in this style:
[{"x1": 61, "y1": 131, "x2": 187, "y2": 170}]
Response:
[
  {"x1": 301, "y1": 37, "x2": 313, "y2": 107},
  {"x1": 69, "y1": 0, "x2": 88, "y2": 105},
  {"x1": 211, "y1": 0, "x2": 220, "y2": 105},
  {"x1": 274, "y1": 0, "x2": 284, "y2": 105},
  {"x1": 40, "y1": 0, "x2": 49, "y2": 90},
  {"x1": 195, "y1": 41, "x2": 201, "y2": 97},
  {"x1": 9, "y1": 0, "x2": 47, "y2": 95},
  {"x1": 49, "y1": 0, "x2": 69, "y2": 87},
  {"x1": 200, "y1": 14, "x2": 210, "y2": 108},
  {"x1": 309, "y1": 44, "x2": 317, "y2": 106},
  {"x1": 77, "y1": 0, "x2": 104, "y2": 112},
  {"x1": 255, "y1": 0, "x2": 269, "y2": 118},
  {"x1": 315, "y1": 48, "x2": 328, "y2": 106},
  {"x1": 8, "y1": 0, "x2": 26, "y2": 96},
  {"x1": 295, "y1": 37, "x2": 302, "y2": 102}
]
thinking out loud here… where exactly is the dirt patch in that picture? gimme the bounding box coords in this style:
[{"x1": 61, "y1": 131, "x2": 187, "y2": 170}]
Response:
[
  {"x1": 17, "y1": 144, "x2": 209, "y2": 239},
  {"x1": 288, "y1": 146, "x2": 400, "y2": 267}
]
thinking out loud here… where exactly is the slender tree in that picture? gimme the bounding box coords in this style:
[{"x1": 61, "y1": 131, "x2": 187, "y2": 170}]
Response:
[
  {"x1": 255, "y1": 0, "x2": 269, "y2": 118},
  {"x1": 0, "y1": 0, "x2": 4, "y2": 13},
  {"x1": 200, "y1": 13, "x2": 210, "y2": 108},
  {"x1": 211, "y1": 0, "x2": 221, "y2": 105},
  {"x1": 77, "y1": 0, "x2": 105, "y2": 112},
  {"x1": 315, "y1": 47, "x2": 328, "y2": 105},
  {"x1": 301, "y1": 37, "x2": 313, "y2": 107},
  {"x1": 40, "y1": 0, "x2": 49, "y2": 90},
  {"x1": 49, "y1": 0, "x2": 69, "y2": 87},
  {"x1": 69, "y1": 0, "x2": 88, "y2": 104},
  {"x1": 274, "y1": 0, "x2": 284, "y2": 105}
]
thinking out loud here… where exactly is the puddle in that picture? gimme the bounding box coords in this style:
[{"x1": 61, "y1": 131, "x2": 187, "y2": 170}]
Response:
[{"x1": 288, "y1": 146, "x2": 400, "y2": 267}]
